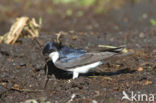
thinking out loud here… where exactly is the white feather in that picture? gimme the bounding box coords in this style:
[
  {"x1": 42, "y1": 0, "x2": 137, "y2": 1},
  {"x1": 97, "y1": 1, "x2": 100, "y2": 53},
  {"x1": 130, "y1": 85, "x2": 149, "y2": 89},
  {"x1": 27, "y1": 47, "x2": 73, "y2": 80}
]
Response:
[
  {"x1": 49, "y1": 52, "x2": 59, "y2": 63},
  {"x1": 68, "y1": 61, "x2": 103, "y2": 79}
]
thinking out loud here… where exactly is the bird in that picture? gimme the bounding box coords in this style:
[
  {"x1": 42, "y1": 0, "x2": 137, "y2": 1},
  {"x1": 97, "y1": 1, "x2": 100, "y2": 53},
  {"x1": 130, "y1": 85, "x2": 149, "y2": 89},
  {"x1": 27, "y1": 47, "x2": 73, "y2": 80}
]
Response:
[{"x1": 42, "y1": 41, "x2": 127, "y2": 79}]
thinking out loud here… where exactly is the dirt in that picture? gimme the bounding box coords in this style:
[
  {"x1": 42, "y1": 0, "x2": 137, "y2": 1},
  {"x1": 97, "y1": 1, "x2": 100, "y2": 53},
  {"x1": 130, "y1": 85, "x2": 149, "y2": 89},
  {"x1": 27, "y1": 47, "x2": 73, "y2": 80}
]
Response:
[{"x1": 0, "y1": 0, "x2": 156, "y2": 103}]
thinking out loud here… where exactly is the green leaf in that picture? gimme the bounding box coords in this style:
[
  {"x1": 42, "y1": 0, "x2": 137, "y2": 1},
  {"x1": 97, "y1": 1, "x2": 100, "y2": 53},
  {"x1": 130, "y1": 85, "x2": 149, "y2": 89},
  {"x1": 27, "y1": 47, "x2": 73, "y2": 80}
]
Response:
[
  {"x1": 80, "y1": 0, "x2": 96, "y2": 6},
  {"x1": 66, "y1": 9, "x2": 72, "y2": 16},
  {"x1": 150, "y1": 19, "x2": 156, "y2": 26},
  {"x1": 39, "y1": 17, "x2": 43, "y2": 25}
]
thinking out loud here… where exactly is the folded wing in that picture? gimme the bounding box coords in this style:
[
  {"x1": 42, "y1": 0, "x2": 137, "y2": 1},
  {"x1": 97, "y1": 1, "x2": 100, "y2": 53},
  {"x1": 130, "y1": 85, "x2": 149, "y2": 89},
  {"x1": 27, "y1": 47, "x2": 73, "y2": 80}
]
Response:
[{"x1": 55, "y1": 52, "x2": 118, "y2": 70}]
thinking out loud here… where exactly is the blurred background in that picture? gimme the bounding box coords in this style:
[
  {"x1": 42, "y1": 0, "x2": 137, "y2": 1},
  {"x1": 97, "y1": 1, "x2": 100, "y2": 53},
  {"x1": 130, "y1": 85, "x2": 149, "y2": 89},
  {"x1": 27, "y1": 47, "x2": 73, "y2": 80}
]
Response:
[
  {"x1": 0, "y1": 1, "x2": 156, "y2": 103},
  {"x1": 0, "y1": 0, "x2": 156, "y2": 34}
]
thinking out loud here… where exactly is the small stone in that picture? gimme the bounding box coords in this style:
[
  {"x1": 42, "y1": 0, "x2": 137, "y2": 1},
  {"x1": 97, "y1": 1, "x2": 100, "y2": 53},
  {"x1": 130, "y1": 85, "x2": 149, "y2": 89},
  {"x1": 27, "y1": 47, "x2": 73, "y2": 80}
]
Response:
[
  {"x1": 92, "y1": 100, "x2": 98, "y2": 103},
  {"x1": 72, "y1": 35, "x2": 78, "y2": 40},
  {"x1": 139, "y1": 32, "x2": 145, "y2": 38},
  {"x1": 142, "y1": 13, "x2": 148, "y2": 19},
  {"x1": 144, "y1": 80, "x2": 152, "y2": 85},
  {"x1": 137, "y1": 67, "x2": 143, "y2": 72}
]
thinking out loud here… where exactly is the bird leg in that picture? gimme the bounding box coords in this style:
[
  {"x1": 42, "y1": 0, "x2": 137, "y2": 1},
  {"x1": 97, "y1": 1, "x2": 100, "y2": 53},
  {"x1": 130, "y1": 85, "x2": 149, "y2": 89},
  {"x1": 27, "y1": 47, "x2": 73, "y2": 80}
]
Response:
[{"x1": 72, "y1": 72, "x2": 79, "y2": 79}]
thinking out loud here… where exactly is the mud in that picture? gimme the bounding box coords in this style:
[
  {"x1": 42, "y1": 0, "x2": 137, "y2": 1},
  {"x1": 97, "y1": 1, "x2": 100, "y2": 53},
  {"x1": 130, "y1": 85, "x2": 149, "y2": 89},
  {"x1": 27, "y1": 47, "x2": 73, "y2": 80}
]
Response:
[{"x1": 0, "y1": 0, "x2": 156, "y2": 103}]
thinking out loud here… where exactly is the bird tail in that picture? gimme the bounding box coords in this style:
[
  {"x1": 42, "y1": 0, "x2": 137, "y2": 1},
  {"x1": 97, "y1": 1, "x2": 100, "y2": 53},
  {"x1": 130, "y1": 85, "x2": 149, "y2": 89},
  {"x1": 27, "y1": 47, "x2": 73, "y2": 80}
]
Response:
[
  {"x1": 100, "y1": 45, "x2": 127, "y2": 54},
  {"x1": 112, "y1": 45, "x2": 127, "y2": 53}
]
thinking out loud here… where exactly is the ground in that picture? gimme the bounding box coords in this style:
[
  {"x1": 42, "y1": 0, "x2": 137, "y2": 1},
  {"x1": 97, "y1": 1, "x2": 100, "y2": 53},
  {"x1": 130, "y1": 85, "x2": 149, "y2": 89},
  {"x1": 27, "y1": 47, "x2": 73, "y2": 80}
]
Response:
[{"x1": 0, "y1": 0, "x2": 156, "y2": 103}]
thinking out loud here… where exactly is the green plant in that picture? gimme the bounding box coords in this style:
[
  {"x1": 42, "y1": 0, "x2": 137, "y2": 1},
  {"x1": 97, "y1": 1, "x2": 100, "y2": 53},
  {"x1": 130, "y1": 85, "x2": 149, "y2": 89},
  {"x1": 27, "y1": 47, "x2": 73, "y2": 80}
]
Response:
[
  {"x1": 52, "y1": 0, "x2": 96, "y2": 6},
  {"x1": 150, "y1": 19, "x2": 156, "y2": 26},
  {"x1": 66, "y1": 9, "x2": 73, "y2": 16}
]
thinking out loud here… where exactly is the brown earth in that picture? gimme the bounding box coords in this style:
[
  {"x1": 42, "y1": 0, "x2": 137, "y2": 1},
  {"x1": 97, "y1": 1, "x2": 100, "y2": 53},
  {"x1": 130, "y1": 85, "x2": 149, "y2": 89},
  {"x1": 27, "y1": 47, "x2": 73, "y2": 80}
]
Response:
[{"x1": 0, "y1": 0, "x2": 156, "y2": 103}]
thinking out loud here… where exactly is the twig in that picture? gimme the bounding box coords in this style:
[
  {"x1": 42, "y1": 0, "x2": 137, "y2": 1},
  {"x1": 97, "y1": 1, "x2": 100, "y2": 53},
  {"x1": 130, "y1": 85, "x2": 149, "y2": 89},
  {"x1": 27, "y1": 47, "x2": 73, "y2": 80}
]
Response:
[
  {"x1": 98, "y1": 45, "x2": 117, "y2": 48},
  {"x1": 44, "y1": 62, "x2": 49, "y2": 89},
  {"x1": 56, "y1": 31, "x2": 63, "y2": 44},
  {"x1": 10, "y1": 87, "x2": 43, "y2": 93}
]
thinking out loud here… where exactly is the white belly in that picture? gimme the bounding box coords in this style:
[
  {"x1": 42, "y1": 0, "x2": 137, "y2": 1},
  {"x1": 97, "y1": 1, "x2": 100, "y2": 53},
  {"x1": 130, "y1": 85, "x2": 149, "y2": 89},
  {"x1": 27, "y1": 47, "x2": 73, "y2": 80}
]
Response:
[{"x1": 67, "y1": 61, "x2": 103, "y2": 73}]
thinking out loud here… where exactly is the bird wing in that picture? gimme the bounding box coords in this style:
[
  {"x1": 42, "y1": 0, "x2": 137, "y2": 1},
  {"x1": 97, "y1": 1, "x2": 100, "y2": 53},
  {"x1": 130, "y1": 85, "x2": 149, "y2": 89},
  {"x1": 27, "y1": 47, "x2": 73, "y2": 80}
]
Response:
[
  {"x1": 55, "y1": 52, "x2": 118, "y2": 70},
  {"x1": 59, "y1": 46, "x2": 86, "y2": 63}
]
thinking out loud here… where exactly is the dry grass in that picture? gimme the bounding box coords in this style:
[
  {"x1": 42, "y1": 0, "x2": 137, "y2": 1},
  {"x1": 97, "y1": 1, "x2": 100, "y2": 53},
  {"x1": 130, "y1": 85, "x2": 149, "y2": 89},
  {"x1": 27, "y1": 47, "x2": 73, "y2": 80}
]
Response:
[{"x1": 0, "y1": 17, "x2": 41, "y2": 44}]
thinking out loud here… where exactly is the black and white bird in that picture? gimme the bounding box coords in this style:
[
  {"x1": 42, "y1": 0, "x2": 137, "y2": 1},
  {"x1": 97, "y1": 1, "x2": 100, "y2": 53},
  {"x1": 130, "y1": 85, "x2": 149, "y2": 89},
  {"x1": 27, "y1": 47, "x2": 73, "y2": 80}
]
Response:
[{"x1": 42, "y1": 42, "x2": 127, "y2": 79}]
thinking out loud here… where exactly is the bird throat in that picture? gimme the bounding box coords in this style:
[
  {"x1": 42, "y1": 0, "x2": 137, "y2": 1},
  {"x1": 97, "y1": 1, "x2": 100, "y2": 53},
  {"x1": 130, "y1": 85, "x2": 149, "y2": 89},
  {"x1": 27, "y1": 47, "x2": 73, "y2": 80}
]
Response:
[{"x1": 49, "y1": 51, "x2": 59, "y2": 63}]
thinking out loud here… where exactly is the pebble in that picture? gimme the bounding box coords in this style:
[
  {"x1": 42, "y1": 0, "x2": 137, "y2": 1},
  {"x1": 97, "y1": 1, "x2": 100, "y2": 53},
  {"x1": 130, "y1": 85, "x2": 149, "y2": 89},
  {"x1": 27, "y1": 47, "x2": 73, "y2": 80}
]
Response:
[{"x1": 92, "y1": 100, "x2": 98, "y2": 103}]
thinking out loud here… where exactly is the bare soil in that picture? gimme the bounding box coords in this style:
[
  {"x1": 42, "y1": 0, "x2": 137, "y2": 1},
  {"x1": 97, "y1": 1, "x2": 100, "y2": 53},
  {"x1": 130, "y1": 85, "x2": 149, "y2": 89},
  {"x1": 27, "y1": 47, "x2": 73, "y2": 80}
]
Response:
[{"x1": 0, "y1": 0, "x2": 156, "y2": 103}]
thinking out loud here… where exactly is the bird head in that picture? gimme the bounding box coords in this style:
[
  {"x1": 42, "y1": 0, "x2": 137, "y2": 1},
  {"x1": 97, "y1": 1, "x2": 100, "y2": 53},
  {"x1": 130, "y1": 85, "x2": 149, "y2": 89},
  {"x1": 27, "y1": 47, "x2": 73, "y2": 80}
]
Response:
[{"x1": 42, "y1": 42, "x2": 61, "y2": 56}]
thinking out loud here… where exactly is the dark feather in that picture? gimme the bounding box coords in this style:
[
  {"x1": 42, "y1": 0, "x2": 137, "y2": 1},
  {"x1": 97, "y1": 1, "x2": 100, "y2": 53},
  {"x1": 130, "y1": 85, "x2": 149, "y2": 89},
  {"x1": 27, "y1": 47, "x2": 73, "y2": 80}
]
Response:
[
  {"x1": 55, "y1": 51, "x2": 119, "y2": 70},
  {"x1": 59, "y1": 46, "x2": 86, "y2": 62}
]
